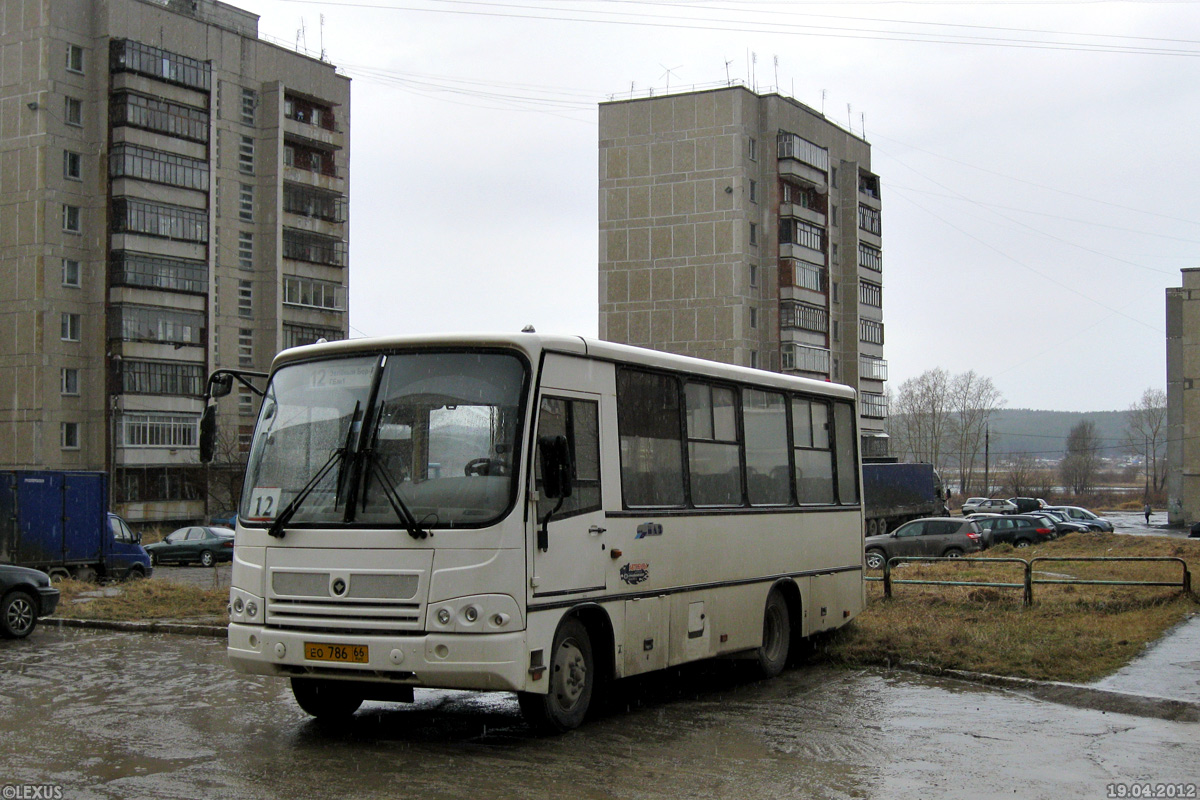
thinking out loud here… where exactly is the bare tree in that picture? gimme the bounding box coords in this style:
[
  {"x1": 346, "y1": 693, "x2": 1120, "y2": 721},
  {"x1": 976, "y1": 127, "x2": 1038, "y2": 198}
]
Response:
[
  {"x1": 203, "y1": 422, "x2": 248, "y2": 519},
  {"x1": 948, "y1": 371, "x2": 1005, "y2": 497},
  {"x1": 1003, "y1": 452, "x2": 1037, "y2": 497},
  {"x1": 1061, "y1": 420, "x2": 1101, "y2": 495},
  {"x1": 1124, "y1": 388, "x2": 1167, "y2": 493},
  {"x1": 889, "y1": 368, "x2": 952, "y2": 474}
]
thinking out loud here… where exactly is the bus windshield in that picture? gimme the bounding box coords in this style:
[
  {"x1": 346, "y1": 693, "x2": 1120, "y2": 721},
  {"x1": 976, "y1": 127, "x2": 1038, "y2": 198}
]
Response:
[{"x1": 241, "y1": 350, "x2": 527, "y2": 530}]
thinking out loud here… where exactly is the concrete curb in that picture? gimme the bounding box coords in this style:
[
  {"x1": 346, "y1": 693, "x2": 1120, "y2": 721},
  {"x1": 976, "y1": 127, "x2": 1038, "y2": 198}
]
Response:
[
  {"x1": 44, "y1": 616, "x2": 227, "y2": 638},
  {"x1": 893, "y1": 660, "x2": 1200, "y2": 723}
]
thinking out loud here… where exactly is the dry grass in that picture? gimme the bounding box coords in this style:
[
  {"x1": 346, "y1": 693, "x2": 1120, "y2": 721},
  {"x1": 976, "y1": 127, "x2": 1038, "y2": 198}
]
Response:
[
  {"x1": 53, "y1": 578, "x2": 229, "y2": 624},
  {"x1": 820, "y1": 533, "x2": 1200, "y2": 683}
]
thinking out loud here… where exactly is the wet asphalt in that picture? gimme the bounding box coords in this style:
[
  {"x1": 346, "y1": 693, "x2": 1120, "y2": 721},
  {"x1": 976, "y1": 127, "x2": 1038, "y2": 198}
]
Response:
[{"x1": 0, "y1": 627, "x2": 1197, "y2": 799}]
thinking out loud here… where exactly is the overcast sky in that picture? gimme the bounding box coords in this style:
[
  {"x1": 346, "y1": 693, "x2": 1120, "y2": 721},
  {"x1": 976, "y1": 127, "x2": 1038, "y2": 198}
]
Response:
[{"x1": 231, "y1": 0, "x2": 1200, "y2": 413}]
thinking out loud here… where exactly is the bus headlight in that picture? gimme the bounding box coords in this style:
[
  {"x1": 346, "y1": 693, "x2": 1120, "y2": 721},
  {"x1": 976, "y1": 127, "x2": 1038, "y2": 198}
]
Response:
[
  {"x1": 428, "y1": 595, "x2": 522, "y2": 632},
  {"x1": 229, "y1": 587, "x2": 264, "y2": 624}
]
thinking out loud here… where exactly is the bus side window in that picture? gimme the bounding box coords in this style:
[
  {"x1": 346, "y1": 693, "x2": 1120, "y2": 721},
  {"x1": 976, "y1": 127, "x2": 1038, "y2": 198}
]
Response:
[
  {"x1": 616, "y1": 370, "x2": 685, "y2": 508},
  {"x1": 535, "y1": 397, "x2": 601, "y2": 519},
  {"x1": 833, "y1": 401, "x2": 858, "y2": 504}
]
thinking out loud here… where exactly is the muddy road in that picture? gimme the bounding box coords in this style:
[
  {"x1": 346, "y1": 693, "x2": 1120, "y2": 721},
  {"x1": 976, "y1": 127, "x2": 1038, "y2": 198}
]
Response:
[{"x1": 0, "y1": 628, "x2": 1195, "y2": 799}]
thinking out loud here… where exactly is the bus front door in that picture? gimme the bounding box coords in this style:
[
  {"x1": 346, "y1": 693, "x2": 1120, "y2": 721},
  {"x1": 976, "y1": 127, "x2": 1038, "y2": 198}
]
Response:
[{"x1": 531, "y1": 393, "x2": 607, "y2": 597}]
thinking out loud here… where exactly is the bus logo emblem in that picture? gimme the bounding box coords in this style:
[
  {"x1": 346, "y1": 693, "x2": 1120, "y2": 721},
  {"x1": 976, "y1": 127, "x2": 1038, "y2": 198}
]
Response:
[
  {"x1": 635, "y1": 523, "x2": 663, "y2": 539},
  {"x1": 620, "y1": 563, "x2": 649, "y2": 585}
]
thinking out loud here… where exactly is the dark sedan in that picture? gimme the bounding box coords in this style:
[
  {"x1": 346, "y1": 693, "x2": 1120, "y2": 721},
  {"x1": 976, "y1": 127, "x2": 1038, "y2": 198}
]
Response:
[
  {"x1": 146, "y1": 526, "x2": 235, "y2": 567},
  {"x1": 971, "y1": 514, "x2": 1057, "y2": 548},
  {"x1": 864, "y1": 517, "x2": 984, "y2": 570},
  {"x1": 1, "y1": 565, "x2": 59, "y2": 639}
]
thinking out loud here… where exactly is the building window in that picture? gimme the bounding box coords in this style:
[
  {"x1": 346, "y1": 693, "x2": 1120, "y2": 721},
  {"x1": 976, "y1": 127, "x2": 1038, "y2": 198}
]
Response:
[
  {"x1": 62, "y1": 258, "x2": 81, "y2": 287},
  {"x1": 117, "y1": 360, "x2": 204, "y2": 396},
  {"x1": 109, "y1": 143, "x2": 208, "y2": 191},
  {"x1": 284, "y1": 93, "x2": 335, "y2": 131},
  {"x1": 749, "y1": 263, "x2": 758, "y2": 289},
  {"x1": 860, "y1": 318, "x2": 885, "y2": 345},
  {"x1": 238, "y1": 280, "x2": 253, "y2": 317},
  {"x1": 749, "y1": 222, "x2": 758, "y2": 246},
  {"x1": 284, "y1": 142, "x2": 334, "y2": 176},
  {"x1": 832, "y1": 320, "x2": 840, "y2": 342},
  {"x1": 781, "y1": 181, "x2": 824, "y2": 213},
  {"x1": 832, "y1": 281, "x2": 840, "y2": 303},
  {"x1": 782, "y1": 344, "x2": 831, "y2": 374},
  {"x1": 282, "y1": 323, "x2": 343, "y2": 349},
  {"x1": 830, "y1": 205, "x2": 838, "y2": 227},
  {"x1": 109, "y1": 305, "x2": 204, "y2": 346},
  {"x1": 65, "y1": 96, "x2": 82, "y2": 126},
  {"x1": 777, "y1": 132, "x2": 830, "y2": 171},
  {"x1": 859, "y1": 172, "x2": 881, "y2": 200},
  {"x1": 66, "y1": 44, "x2": 84, "y2": 73},
  {"x1": 111, "y1": 198, "x2": 207, "y2": 242},
  {"x1": 858, "y1": 205, "x2": 882, "y2": 236},
  {"x1": 749, "y1": 306, "x2": 758, "y2": 329},
  {"x1": 749, "y1": 179, "x2": 758, "y2": 204},
  {"x1": 780, "y1": 302, "x2": 828, "y2": 334},
  {"x1": 117, "y1": 413, "x2": 199, "y2": 448},
  {"x1": 238, "y1": 329, "x2": 253, "y2": 366},
  {"x1": 64, "y1": 151, "x2": 82, "y2": 180},
  {"x1": 861, "y1": 392, "x2": 888, "y2": 420},
  {"x1": 749, "y1": 351, "x2": 758, "y2": 369},
  {"x1": 784, "y1": 259, "x2": 825, "y2": 293},
  {"x1": 859, "y1": 243, "x2": 882, "y2": 272},
  {"x1": 860, "y1": 356, "x2": 889, "y2": 381},
  {"x1": 110, "y1": 91, "x2": 209, "y2": 143},
  {"x1": 241, "y1": 88, "x2": 256, "y2": 125},
  {"x1": 109, "y1": 250, "x2": 207, "y2": 294},
  {"x1": 282, "y1": 228, "x2": 347, "y2": 267},
  {"x1": 63, "y1": 204, "x2": 81, "y2": 233},
  {"x1": 239, "y1": 387, "x2": 254, "y2": 415},
  {"x1": 238, "y1": 232, "x2": 253, "y2": 270},
  {"x1": 238, "y1": 136, "x2": 254, "y2": 174},
  {"x1": 283, "y1": 275, "x2": 347, "y2": 311},
  {"x1": 109, "y1": 39, "x2": 211, "y2": 92},
  {"x1": 748, "y1": 137, "x2": 757, "y2": 162},
  {"x1": 283, "y1": 183, "x2": 346, "y2": 222},
  {"x1": 61, "y1": 313, "x2": 81, "y2": 341},
  {"x1": 61, "y1": 422, "x2": 80, "y2": 449},
  {"x1": 860, "y1": 280, "x2": 882, "y2": 308},
  {"x1": 238, "y1": 184, "x2": 253, "y2": 222},
  {"x1": 779, "y1": 219, "x2": 823, "y2": 251},
  {"x1": 61, "y1": 368, "x2": 80, "y2": 395}
]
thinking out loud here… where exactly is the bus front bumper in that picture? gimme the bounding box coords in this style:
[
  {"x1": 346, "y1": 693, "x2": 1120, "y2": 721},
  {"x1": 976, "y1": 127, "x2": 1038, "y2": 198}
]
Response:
[{"x1": 227, "y1": 623, "x2": 529, "y2": 693}]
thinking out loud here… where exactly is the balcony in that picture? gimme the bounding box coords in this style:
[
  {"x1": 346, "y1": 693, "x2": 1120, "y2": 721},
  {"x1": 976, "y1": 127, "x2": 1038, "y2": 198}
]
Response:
[
  {"x1": 860, "y1": 356, "x2": 888, "y2": 381},
  {"x1": 282, "y1": 228, "x2": 347, "y2": 268}
]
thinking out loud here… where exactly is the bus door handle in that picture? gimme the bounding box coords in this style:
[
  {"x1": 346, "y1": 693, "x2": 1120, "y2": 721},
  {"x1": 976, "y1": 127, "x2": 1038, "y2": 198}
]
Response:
[{"x1": 588, "y1": 525, "x2": 607, "y2": 536}]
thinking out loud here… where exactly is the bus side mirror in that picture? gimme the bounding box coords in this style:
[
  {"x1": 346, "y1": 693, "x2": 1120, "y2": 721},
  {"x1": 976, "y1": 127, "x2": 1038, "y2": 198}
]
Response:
[
  {"x1": 199, "y1": 405, "x2": 217, "y2": 463},
  {"x1": 538, "y1": 435, "x2": 573, "y2": 499},
  {"x1": 209, "y1": 373, "x2": 234, "y2": 398}
]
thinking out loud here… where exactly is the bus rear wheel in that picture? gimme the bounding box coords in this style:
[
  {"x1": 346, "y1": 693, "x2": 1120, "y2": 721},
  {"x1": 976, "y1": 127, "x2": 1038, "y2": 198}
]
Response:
[
  {"x1": 291, "y1": 678, "x2": 363, "y2": 720},
  {"x1": 754, "y1": 589, "x2": 791, "y2": 678},
  {"x1": 519, "y1": 617, "x2": 594, "y2": 733}
]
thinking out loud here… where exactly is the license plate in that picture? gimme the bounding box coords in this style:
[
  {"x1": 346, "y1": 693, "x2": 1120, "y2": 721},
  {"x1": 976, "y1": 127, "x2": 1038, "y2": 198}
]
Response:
[{"x1": 304, "y1": 642, "x2": 369, "y2": 664}]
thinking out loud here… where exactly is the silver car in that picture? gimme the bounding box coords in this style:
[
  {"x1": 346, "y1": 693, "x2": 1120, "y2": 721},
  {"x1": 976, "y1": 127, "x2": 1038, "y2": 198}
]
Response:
[{"x1": 864, "y1": 517, "x2": 985, "y2": 569}]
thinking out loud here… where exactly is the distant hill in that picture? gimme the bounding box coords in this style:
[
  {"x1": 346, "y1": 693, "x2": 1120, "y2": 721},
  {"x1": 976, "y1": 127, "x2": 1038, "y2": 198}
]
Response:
[{"x1": 968, "y1": 408, "x2": 1131, "y2": 461}]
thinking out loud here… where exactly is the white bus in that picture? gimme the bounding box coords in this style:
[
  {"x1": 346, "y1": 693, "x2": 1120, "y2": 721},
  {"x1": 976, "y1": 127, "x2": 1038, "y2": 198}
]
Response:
[{"x1": 210, "y1": 333, "x2": 864, "y2": 731}]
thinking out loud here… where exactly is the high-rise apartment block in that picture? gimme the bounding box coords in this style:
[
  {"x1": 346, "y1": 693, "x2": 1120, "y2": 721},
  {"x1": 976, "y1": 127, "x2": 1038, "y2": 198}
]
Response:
[
  {"x1": 0, "y1": 0, "x2": 350, "y2": 525},
  {"x1": 1166, "y1": 268, "x2": 1200, "y2": 525},
  {"x1": 599, "y1": 87, "x2": 887, "y2": 456}
]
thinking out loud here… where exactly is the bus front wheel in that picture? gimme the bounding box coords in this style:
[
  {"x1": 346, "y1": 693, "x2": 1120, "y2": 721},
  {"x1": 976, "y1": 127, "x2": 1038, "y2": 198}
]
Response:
[
  {"x1": 291, "y1": 678, "x2": 363, "y2": 720},
  {"x1": 754, "y1": 589, "x2": 791, "y2": 679},
  {"x1": 519, "y1": 617, "x2": 594, "y2": 733}
]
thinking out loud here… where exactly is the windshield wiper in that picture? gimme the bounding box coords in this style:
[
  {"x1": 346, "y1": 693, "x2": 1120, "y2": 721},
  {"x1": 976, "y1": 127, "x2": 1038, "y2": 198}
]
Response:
[
  {"x1": 268, "y1": 401, "x2": 362, "y2": 539},
  {"x1": 361, "y1": 450, "x2": 428, "y2": 540},
  {"x1": 267, "y1": 446, "x2": 347, "y2": 538}
]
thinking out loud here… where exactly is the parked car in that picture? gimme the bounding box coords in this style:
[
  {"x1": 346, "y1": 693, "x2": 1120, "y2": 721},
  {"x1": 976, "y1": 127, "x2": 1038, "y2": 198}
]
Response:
[
  {"x1": 1008, "y1": 497, "x2": 1045, "y2": 514},
  {"x1": 971, "y1": 498, "x2": 1020, "y2": 515},
  {"x1": 971, "y1": 514, "x2": 1057, "y2": 548},
  {"x1": 0, "y1": 565, "x2": 59, "y2": 639},
  {"x1": 960, "y1": 497, "x2": 989, "y2": 515},
  {"x1": 145, "y1": 526, "x2": 235, "y2": 567},
  {"x1": 864, "y1": 517, "x2": 984, "y2": 569},
  {"x1": 1044, "y1": 506, "x2": 1114, "y2": 532},
  {"x1": 1036, "y1": 509, "x2": 1091, "y2": 535}
]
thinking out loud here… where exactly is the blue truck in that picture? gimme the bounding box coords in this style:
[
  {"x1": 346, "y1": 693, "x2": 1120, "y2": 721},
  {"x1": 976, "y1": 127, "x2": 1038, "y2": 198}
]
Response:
[
  {"x1": 0, "y1": 471, "x2": 152, "y2": 582},
  {"x1": 862, "y1": 461, "x2": 948, "y2": 537}
]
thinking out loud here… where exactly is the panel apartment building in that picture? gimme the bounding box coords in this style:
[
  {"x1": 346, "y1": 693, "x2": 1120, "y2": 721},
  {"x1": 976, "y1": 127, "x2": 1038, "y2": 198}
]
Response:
[
  {"x1": 0, "y1": 0, "x2": 350, "y2": 526},
  {"x1": 1166, "y1": 268, "x2": 1200, "y2": 526},
  {"x1": 599, "y1": 86, "x2": 887, "y2": 456}
]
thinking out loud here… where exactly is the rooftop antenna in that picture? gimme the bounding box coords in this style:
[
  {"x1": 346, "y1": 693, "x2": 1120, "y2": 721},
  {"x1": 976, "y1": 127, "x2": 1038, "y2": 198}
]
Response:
[
  {"x1": 821, "y1": 89, "x2": 826, "y2": 116},
  {"x1": 861, "y1": 112, "x2": 866, "y2": 139},
  {"x1": 847, "y1": 102, "x2": 852, "y2": 131},
  {"x1": 773, "y1": 55, "x2": 779, "y2": 91},
  {"x1": 724, "y1": 57, "x2": 733, "y2": 86},
  {"x1": 319, "y1": 13, "x2": 326, "y2": 61},
  {"x1": 630, "y1": 81, "x2": 635, "y2": 98},
  {"x1": 296, "y1": 17, "x2": 307, "y2": 55},
  {"x1": 751, "y1": 51, "x2": 757, "y2": 91},
  {"x1": 659, "y1": 63, "x2": 681, "y2": 93}
]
